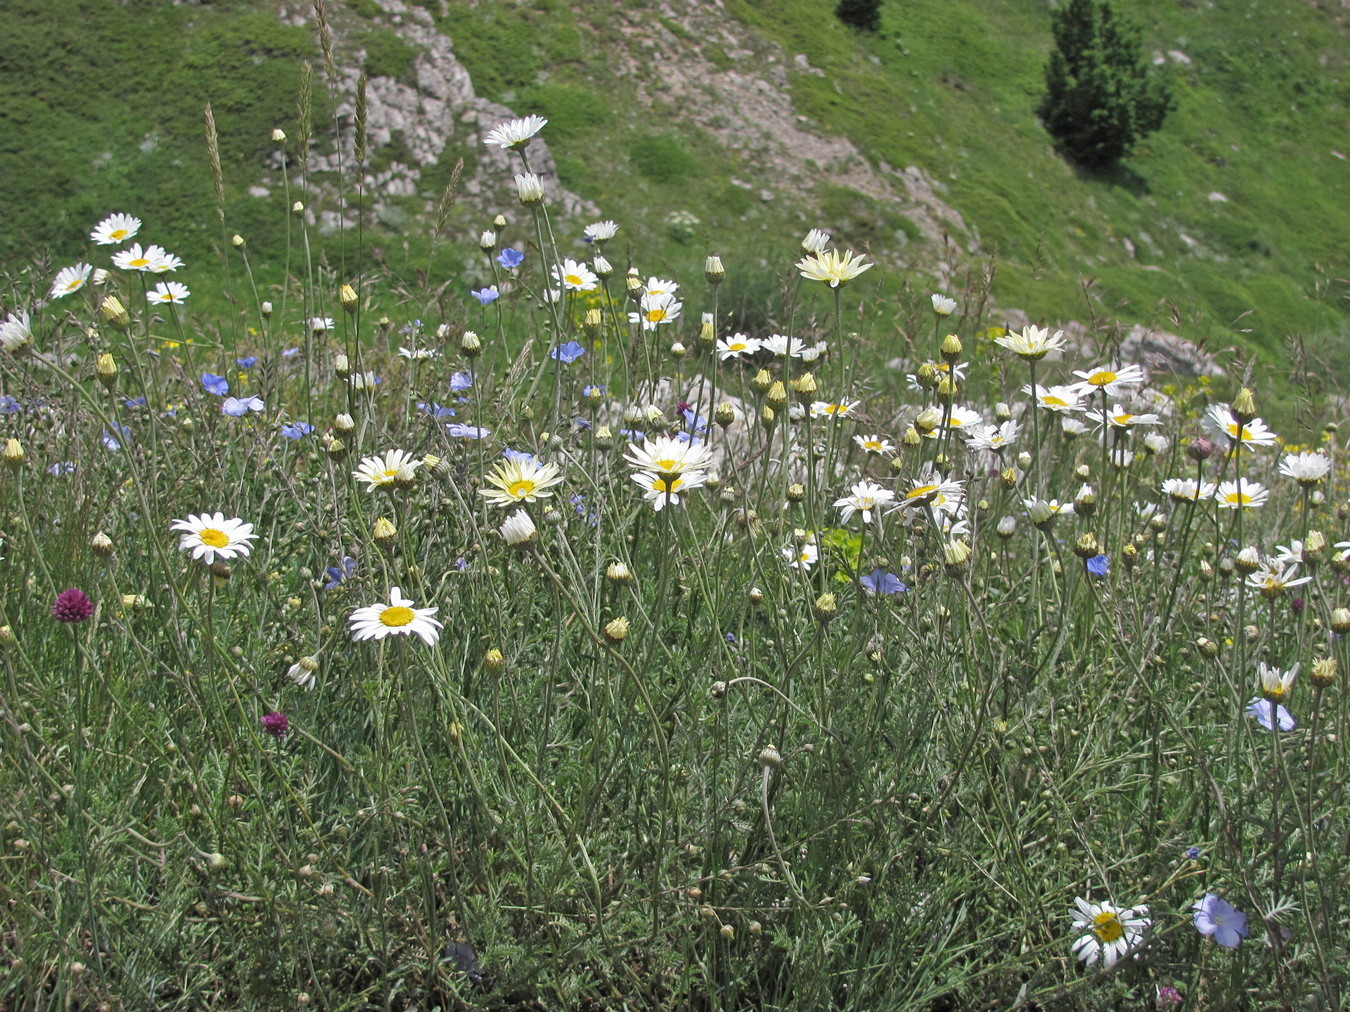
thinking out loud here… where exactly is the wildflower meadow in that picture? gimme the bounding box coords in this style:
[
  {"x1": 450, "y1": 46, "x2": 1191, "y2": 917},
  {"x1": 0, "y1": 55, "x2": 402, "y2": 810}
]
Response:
[{"x1": 3, "y1": 105, "x2": 1350, "y2": 1012}]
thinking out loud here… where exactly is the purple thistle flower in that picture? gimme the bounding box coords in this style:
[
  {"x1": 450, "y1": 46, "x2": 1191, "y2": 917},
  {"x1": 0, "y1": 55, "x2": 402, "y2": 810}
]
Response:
[
  {"x1": 260, "y1": 711, "x2": 289, "y2": 738},
  {"x1": 51, "y1": 588, "x2": 94, "y2": 623}
]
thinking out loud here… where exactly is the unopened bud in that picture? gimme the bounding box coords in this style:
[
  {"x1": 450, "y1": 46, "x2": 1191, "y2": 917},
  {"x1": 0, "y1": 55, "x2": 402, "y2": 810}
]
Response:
[
  {"x1": 1073, "y1": 532, "x2": 1099, "y2": 559},
  {"x1": 750, "y1": 369, "x2": 772, "y2": 394},
  {"x1": 96, "y1": 353, "x2": 118, "y2": 388},
  {"x1": 759, "y1": 745, "x2": 782, "y2": 768},
  {"x1": 765, "y1": 381, "x2": 788, "y2": 411},
  {"x1": 1331, "y1": 608, "x2": 1350, "y2": 635},
  {"x1": 705, "y1": 255, "x2": 725, "y2": 284},
  {"x1": 2, "y1": 438, "x2": 23, "y2": 468},
  {"x1": 813, "y1": 592, "x2": 838, "y2": 623},
  {"x1": 231, "y1": 234, "x2": 245, "y2": 249},
  {"x1": 372, "y1": 517, "x2": 397, "y2": 545},
  {"x1": 460, "y1": 331, "x2": 482, "y2": 358},
  {"x1": 715, "y1": 403, "x2": 736, "y2": 428},
  {"x1": 100, "y1": 295, "x2": 130, "y2": 330},
  {"x1": 913, "y1": 406, "x2": 941, "y2": 434},
  {"x1": 940, "y1": 333, "x2": 963, "y2": 362},
  {"x1": 1235, "y1": 547, "x2": 1261, "y2": 574},
  {"x1": 603, "y1": 616, "x2": 629, "y2": 643},
  {"x1": 484, "y1": 648, "x2": 505, "y2": 672},
  {"x1": 1311, "y1": 657, "x2": 1337, "y2": 689},
  {"x1": 339, "y1": 284, "x2": 358, "y2": 314},
  {"x1": 91, "y1": 532, "x2": 114, "y2": 558},
  {"x1": 334, "y1": 354, "x2": 350, "y2": 379},
  {"x1": 334, "y1": 413, "x2": 355, "y2": 434},
  {"x1": 606, "y1": 561, "x2": 632, "y2": 584},
  {"x1": 790, "y1": 372, "x2": 816, "y2": 402},
  {"x1": 1231, "y1": 387, "x2": 1257, "y2": 424}
]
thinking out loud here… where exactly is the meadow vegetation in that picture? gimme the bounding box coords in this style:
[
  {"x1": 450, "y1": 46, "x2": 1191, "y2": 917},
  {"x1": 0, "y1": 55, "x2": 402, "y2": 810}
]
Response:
[
  {"x1": 1, "y1": 3, "x2": 1349, "y2": 1009},
  {"x1": 1, "y1": 98, "x2": 1350, "y2": 1010}
]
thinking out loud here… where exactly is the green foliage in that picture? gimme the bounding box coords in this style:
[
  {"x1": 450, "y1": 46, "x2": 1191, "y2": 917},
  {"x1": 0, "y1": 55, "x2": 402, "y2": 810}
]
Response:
[
  {"x1": 835, "y1": 0, "x2": 882, "y2": 33},
  {"x1": 1037, "y1": 0, "x2": 1174, "y2": 169},
  {"x1": 361, "y1": 28, "x2": 419, "y2": 81},
  {"x1": 628, "y1": 132, "x2": 699, "y2": 184}
]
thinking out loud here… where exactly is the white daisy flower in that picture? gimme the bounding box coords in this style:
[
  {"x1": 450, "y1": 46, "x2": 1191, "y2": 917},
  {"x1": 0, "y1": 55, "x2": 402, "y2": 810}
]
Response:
[
  {"x1": 349, "y1": 586, "x2": 442, "y2": 646},
  {"x1": 170, "y1": 512, "x2": 258, "y2": 566},
  {"x1": 483, "y1": 115, "x2": 548, "y2": 149},
  {"x1": 631, "y1": 469, "x2": 707, "y2": 511},
  {"x1": 147, "y1": 282, "x2": 190, "y2": 305},
  {"x1": 112, "y1": 243, "x2": 167, "y2": 272},
  {"x1": 1070, "y1": 897, "x2": 1150, "y2": 968},
  {"x1": 795, "y1": 248, "x2": 873, "y2": 287},
  {"x1": 853, "y1": 434, "x2": 895, "y2": 456},
  {"x1": 930, "y1": 293, "x2": 957, "y2": 316},
  {"x1": 1201, "y1": 405, "x2": 1277, "y2": 449},
  {"x1": 49, "y1": 263, "x2": 93, "y2": 299},
  {"x1": 628, "y1": 292, "x2": 681, "y2": 330},
  {"x1": 584, "y1": 220, "x2": 618, "y2": 242},
  {"x1": 810, "y1": 400, "x2": 860, "y2": 419},
  {"x1": 1069, "y1": 362, "x2": 1146, "y2": 398},
  {"x1": 1161, "y1": 477, "x2": 1216, "y2": 502},
  {"x1": 623, "y1": 435, "x2": 713, "y2": 477},
  {"x1": 352, "y1": 449, "x2": 422, "y2": 492},
  {"x1": 90, "y1": 213, "x2": 141, "y2": 245},
  {"x1": 480, "y1": 457, "x2": 564, "y2": 508},
  {"x1": 1216, "y1": 478, "x2": 1269, "y2": 509},
  {"x1": 0, "y1": 311, "x2": 32, "y2": 352},
  {"x1": 801, "y1": 228, "x2": 831, "y2": 253},
  {"x1": 644, "y1": 277, "x2": 680, "y2": 298},
  {"x1": 1024, "y1": 383, "x2": 1083, "y2": 413},
  {"x1": 1278, "y1": 450, "x2": 1331, "y2": 485},
  {"x1": 716, "y1": 334, "x2": 761, "y2": 360},
  {"x1": 835, "y1": 481, "x2": 895, "y2": 524},
  {"x1": 552, "y1": 258, "x2": 599, "y2": 292},
  {"x1": 782, "y1": 541, "x2": 819, "y2": 570}
]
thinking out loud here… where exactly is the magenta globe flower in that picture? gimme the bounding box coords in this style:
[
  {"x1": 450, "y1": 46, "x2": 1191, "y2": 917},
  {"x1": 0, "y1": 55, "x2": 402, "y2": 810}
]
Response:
[{"x1": 51, "y1": 588, "x2": 94, "y2": 623}]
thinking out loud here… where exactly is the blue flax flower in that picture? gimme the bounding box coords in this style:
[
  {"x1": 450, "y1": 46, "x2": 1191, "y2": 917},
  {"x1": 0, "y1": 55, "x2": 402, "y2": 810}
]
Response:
[
  {"x1": 201, "y1": 372, "x2": 229, "y2": 396},
  {"x1": 236, "y1": 356, "x2": 258, "y2": 369},
  {"x1": 471, "y1": 286, "x2": 500, "y2": 306},
  {"x1": 446, "y1": 423, "x2": 490, "y2": 439},
  {"x1": 281, "y1": 421, "x2": 315, "y2": 439},
  {"x1": 324, "y1": 556, "x2": 357, "y2": 590},
  {"x1": 449, "y1": 371, "x2": 473, "y2": 392},
  {"x1": 1246, "y1": 698, "x2": 1295, "y2": 732},
  {"x1": 497, "y1": 248, "x2": 524, "y2": 269},
  {"x1": 550, "y1": 341, "x2": 585, "y2": 364},
  {"x1": 860, "y1": 569, "x2": 908, "y2": 595},
  {"x1": 1193, "y1": 895, "x2": 1247, "y2": 948},
  {"x1": 1085, "y1": 554, "x2": 1109, "y2": 576}
]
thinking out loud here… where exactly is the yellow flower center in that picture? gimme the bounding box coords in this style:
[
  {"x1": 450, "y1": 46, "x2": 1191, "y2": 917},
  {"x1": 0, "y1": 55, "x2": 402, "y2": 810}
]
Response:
[
  {"x1": 200, "y1": 529, "x2": 229, "y2": 548},
  {"x1": 907, "y1": 484, "x2": 938, "y2": 501},
  {"x1": 111, "y1": 229, "x2": 128, "y2": 240},
  {"x1": 1044, "y1": 396, "x2": 1067, "y2": 407},
  {"x1": 380, "y1": 606, "x2": 414, "y2": 627},
  {"x1": 1092, "y1": 911, "x2": 1125, "y2": 943},
  {"x1": 506, "y1": 479, "x2": 537, "y2": 499},
  {"x1": 377, "y1": 469, "x2": 399, "y2": 483},
  {"x1": 653, "y1": 457, "x2": 681, "y2": 472},
  {"x1": 128, "y1": 258, "x2": 150, "y2": 268},
  {"x1": 1227, "y1": 492, "x2": 1252, "y2": 505},
  {"x1": 646, "y1": 309, "x2": 667, "y2": 323},
  {"x1": 64, "y1": 279, "x2": 84, "y2": 292},
  {"x1": 863, "y1": 441, "x2": 882, "y2": 452},
  {"x1": 649, "y1": 476, "x2": 684, "y2": 494},
  {"x1": 564, "y1": 274, "x2": 583, "y2": 286}
]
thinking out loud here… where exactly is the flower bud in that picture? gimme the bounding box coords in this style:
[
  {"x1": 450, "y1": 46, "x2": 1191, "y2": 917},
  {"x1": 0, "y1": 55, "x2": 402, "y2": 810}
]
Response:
[
  {"x1": 747, "y1": 586, "x2": 763, "y2": 605},
  {"x1": 96, "y1": 353, "x2": 119, "y2": 388},
  {"x1": 334, "y1": 413, "x2": 355, "y2": 434},
  {"x1": 759, "y1": 745, "x2": 782, "y2": 768},
  {"x1": 1000, "y1": 466, "x2": 1020, "y2": 489},
  {"x1": 936, "y1": 376, "x2": 959, "y2": 404},
  {"x1": 2, "y1": 438, "x2": 23, "y2": 468},
  {"x1": 1231, "y1": 387, "x2": 1256, "y2": 425},
  {"x1": 705, "y1": 255, "x2": 725, "y2": 285},
  {"x1": 1304, "y1": 530, "x2": 1326, "y2": 564},
  {"x1": 91, "y1": 532, "x2": 114, "y2": 558},
  {"x1": 750, "y1": 369, "x2": 772, "y2": 395},
  {"x1": 514, "y1": 172, "x2": 545, "y2": 204},
  {"x1": 1122, "y1": 542, "x2": 1139, "y2": 570},
  {"x1": 1073, "y1": 532, "x2": 1099, "y2": 559},
  {"x1": 940, "y1": 333, "x2": 963, "y2": 362},
  {"x1": 606, "y1": 561, "x2": 632, "y2": 584},
  {"x1": 915, "y1": 362, "x2": 938, "y2": 390},
  {"x1": 1196, "y1": 636, "x2": 1220, "y2": 658},
  {"x1": 1311, "y1": 657, "x2": 1337, "y2": 689},
  {"x1": 765, "y1": 381, "x2": 788, "y2": 411},
  {"x1": 699, "y1": 313, "x2": 715, "y2": 349},
  {"x1": 272, "y1": 128, "x2": 287, "y2": 142},
  {"x1": 479, "y1": 230, "x2": 497, "y2": 251},
  {"x1": 100, "y1": 295, "x2": 130, "y2": 331},
  {"x1": 372, "y1": 517, "x2": 397, "y2": 545},
  {"x1": 913, "y1": 406, "x2": 941, "y2": 434},
  {"x1": 261, "y1": 300, "x2": 273, "y2": 318},
  {"x1": 1187, "y1": 436, "x2": 1217, "y2": 462},
  {"x1": 902, "y1": 427, "x2": 922, "y2": 449},
  {"x1": 759, "y1": 405, "x2": 776, "y2": 429},
  {"x1": 715, "y1": 402, "x2": 736, "y2": 428},
  {"x1": 231, "y1": 234, "x2": 246, "y2": 249},
  {"x1": 1073, "y1": 484, "x2": 1096, "y2": 518},
  {"x1": 813, "y1": 592, "x2": 838, "y2": 623},
  {"x1": 334, "y1": 354, "x2": 350, "y2": 379},
  {"x1": 1235, "y1": 547, "x2": 1261, "y2": 574},
  {"x1": 292, "y1": 200, "x2": 305, "y2": 216},
  {"x1": 484, "y1": 648, "x2": 506, "y2": 672},
  {"x1": 942, "y1": 539, "x2": 972, "y2": 573},
  {"x1": 790, "y1": 372, "x2": 816, "y2": 402},
  {"x1": 603, "y1": 616, "x2": 629, "y2": 644},
  {"x1": 994, "y1": 401, "x2": 1012, "y2": 422},
  {"x1": 339, "y1": 284, "x2": 358, "y2": 314},
  {"x1": 996, "y1": 516, "x2": 1016, "y2": 539},
  {"x1": 460, "y1": 330, "x2": 482, "y2": 358},
  {"x1": 1331, "y1": 608, "x2": 1350, "y2": 635}
]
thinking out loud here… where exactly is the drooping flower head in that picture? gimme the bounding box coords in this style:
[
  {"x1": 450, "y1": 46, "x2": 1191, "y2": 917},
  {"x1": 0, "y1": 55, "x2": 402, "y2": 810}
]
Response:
[{"x1": 170, "y1": 513, "x2": 258, "y2": 566}]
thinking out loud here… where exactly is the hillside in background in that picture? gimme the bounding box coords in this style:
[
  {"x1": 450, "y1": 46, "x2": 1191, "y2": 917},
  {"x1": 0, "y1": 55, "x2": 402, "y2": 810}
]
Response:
[{"x1": 1, "y1": 0, "x2": 1347, "y2": 387}]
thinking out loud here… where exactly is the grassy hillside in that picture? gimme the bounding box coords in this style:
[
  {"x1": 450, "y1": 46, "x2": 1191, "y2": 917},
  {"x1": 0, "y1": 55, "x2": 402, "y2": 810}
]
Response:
[{"x1": 1, "y1": 0, "x2": 1347, "y2": 377}]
